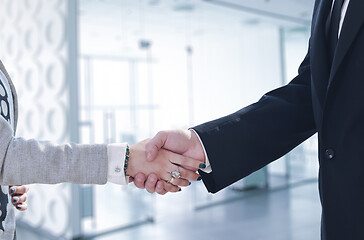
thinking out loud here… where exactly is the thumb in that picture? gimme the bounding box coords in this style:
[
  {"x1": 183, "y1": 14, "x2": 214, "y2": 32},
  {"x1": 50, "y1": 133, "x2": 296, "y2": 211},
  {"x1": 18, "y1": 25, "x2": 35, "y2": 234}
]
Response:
[{"x1": 145, "y1": 131, "x2": 168, "y2": 162}]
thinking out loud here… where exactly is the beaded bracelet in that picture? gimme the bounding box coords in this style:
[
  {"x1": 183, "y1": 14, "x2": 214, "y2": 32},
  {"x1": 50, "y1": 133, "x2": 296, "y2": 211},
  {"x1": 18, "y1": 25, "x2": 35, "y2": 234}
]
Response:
[{"x1": 124, "y1": 145, "x2": 130, "y2": 176}]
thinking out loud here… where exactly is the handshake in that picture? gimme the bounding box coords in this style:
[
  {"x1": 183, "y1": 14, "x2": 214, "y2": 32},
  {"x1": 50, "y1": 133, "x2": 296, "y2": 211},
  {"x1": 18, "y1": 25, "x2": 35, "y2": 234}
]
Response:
[{"x1": 126, "y1": 129, "x2": 206, "y2": 195}]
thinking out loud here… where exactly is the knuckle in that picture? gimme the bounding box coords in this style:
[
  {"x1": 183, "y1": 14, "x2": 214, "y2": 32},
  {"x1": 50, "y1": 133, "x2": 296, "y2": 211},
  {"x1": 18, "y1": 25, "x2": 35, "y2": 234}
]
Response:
[
  {"x1": 134, "y1": 181, "x2": 145, "y2": 189},
  {"x1": 172, "y1": 179, "x2": 180, "y2": 186},
  {"x1": 146, "y1": 187, "x2": 155, "y2": 193},
  {"x1": 170, "y1": 185, "x2": 178, "y2": 192},
  {"x1": 136, "y1": 184, "x2": 145, "y2": 189},
  {"x1": 146, "y1": 181, "x2": 156, "y2": 188},
  {"x1": 157, "y1": 189, "x2": 166, "y2": 195},
  {"x1": 180, "y1": 158, "x2": 187, "y2": 166},
  {"x1": 148, "y1": 176, "x2": 157, "y2": 184},
  {"x1": 156, "y1": 187, "x2": 164, "y2": 195},
  {"x1": 178, "y1": 168, "x2": 187, "y2": 177},
  {"x1": 183, "y1": 173, "x2": 193, "y2": 181},
  {"x1": 164, "y1": 183, "x2": 173, "y2": 192},
  {"x1": 156, "y1": 131, "x2": 165, "y2": 138},
  {"x1": 138, "y1": 174, "x2": 147, "y2": 181},
  {"x1": 180, "y1": 180, "x2": 189, "y2": 187}
]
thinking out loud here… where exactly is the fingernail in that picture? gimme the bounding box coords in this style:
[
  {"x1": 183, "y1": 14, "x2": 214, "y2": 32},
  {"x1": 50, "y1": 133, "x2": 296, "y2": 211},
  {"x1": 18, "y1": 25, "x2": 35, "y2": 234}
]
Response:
[
  {"x1": 147, "y1": 152, "x2": 152, "y2": 160},
  {"x1": 10, "y1": 188, "x2": 15, "y2": 194},
  {"x1": 13, "y1": 198, "x2": 18, "y2": 203},
  {"x1": 199, "y1": 163, "x2": 206, "y2": 169},
  {"x1": 149, "y1": 177, "x2": 156, "y2": 182},
  {"x1": 136, "y1": 177, "x2": 143, "y2": 183},
  {"x1": 17, "y1": 206, "x2": 21, "y2": 210},
  {"x1": 197, "y1": 176, "x2": 202, "y2": 181},
  {"x1": 178, "y1": 188, "x2": 182, "y2": 192}
]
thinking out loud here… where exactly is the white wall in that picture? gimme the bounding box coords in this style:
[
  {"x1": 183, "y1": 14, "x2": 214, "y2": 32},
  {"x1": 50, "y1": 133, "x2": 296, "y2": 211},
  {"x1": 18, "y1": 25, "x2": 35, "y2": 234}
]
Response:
[{"x1": 0, "y1": 0, "x2": 75, "y2": 238}]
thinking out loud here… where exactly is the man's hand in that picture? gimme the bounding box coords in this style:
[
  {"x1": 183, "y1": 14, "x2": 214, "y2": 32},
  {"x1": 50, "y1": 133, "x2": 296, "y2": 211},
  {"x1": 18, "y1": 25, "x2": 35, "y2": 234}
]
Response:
[
  {"x1": 133, "y1": 130, "x2": 206, "y2": 194},
  {"x1": 146, "y1": 129, "x2": 205, "y2": 163}
]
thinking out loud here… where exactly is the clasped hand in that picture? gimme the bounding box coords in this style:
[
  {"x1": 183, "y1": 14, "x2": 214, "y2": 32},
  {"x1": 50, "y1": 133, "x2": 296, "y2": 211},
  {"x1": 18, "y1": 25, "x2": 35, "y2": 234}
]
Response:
[{"x1": 127, "y1": 130, "x2": 206, "y2": 195}]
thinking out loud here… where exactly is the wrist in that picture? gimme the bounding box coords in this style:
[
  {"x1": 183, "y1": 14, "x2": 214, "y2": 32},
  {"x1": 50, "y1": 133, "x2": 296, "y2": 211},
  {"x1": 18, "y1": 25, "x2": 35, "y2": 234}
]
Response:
[
  {"x1": 126, "y1": 145, "x2": 135, "y2": 177},
  {"x1": 189, "y1": 129, "x2": 207, "y2": 162},
  {"x1": 124, "y1": 145, "x2": 130, "y2": 177}
]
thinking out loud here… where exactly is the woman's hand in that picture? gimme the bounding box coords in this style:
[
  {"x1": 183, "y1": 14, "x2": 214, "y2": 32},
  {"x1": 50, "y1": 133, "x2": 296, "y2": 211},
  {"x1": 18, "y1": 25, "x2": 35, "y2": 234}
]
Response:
[{"x1": 9, "y1": 185, "x2": 29, "y2": 211}]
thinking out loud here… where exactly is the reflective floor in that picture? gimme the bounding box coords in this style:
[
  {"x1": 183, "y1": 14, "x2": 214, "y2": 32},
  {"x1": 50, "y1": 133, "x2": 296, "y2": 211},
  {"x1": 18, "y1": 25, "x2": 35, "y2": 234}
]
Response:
[{"x1": 17, "y1": 179, "x2": 321, "y2": 240}]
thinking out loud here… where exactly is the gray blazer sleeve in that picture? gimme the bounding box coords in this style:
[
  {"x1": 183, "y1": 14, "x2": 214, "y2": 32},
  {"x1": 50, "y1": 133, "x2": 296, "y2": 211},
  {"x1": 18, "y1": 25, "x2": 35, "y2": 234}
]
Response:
[{"x1": 0, "y1": 116, "x2": 109, "y2": 185}]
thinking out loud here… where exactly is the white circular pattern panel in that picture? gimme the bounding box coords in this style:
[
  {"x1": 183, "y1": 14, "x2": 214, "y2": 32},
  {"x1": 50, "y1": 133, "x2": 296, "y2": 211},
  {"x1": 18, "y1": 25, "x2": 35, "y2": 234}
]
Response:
[
  {"x1": 46, "y1": 102, "x2": 67, "y2": 140},
  {"x1": 17, "y1": 186, "x2": 45, "y2": 226},
  {"x1": 46, "y1": 194, "x2": 70, "y2": 235},
  {"x1": 25, "y1": 104, "x2": 44, "y2": 138},
  {"x1": 1, "y1": 0, "x2": 72, "y2": 238},
  {"x1": 54, "y1": 0, "x2": 64, "y2": 8},
  {"x1": 0, "y1": 84, "x2": 5, "y2": 97},
  {"x1": 24, "y1": 25, "x2": 42, "y2": 56},
  {"x1": 24, "y1": 62, "x2": 43, "y2": 98},
  {"x1": 46, "y1": 57, "x2": 66, "y2": 95},
  {"x1": 5, "y1": 0, "x2": 21, "y2": 21},
  {"x1": 24, "y1": 0, "x2": 41, "y2": 15},
  {"x1": 5, "y1": 30, "x2": 21, "y2": 61},
  {"x1": 45, "y1": 12, "x2": 66, "y2": 50},
  {"x1": 0, "y1": 100, "x2": 8, "y2": 116}
]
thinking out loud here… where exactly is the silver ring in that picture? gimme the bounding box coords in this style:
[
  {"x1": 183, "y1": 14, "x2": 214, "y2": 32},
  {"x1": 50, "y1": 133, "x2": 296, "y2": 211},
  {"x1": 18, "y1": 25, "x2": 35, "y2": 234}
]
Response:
[
  {"x1": 171, "y1": 170, "x2": 181, "y2": 179},
  {"x1": 168, "y1": 177, "x2": 175, "y2": 184}
]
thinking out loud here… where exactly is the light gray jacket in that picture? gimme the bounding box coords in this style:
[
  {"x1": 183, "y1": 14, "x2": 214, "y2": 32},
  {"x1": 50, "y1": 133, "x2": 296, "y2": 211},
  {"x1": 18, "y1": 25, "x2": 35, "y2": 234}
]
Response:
[{"x1": 0, "y1": 60, "x2": 109, "y2": 186}]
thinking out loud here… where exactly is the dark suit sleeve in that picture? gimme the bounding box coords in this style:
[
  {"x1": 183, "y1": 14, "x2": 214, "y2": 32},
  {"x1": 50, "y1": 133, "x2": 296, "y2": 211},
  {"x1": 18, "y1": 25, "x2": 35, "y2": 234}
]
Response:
[{"x1": 193, "y1": 52, "x2": 317, "y2": 193}]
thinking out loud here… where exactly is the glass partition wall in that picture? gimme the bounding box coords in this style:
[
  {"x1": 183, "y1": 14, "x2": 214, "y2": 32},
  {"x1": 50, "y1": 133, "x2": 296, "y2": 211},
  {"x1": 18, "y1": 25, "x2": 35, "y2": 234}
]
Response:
[{"x1": 78, "y1": 0, "x2": 316, "y2": 238}]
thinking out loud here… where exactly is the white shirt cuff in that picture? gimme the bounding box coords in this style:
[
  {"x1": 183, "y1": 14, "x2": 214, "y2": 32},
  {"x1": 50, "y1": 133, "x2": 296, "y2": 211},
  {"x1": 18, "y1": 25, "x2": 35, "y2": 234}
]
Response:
[
  {"x1": 107, "y1": 143, "x2": 129, "y2": 185},
  {"x1": 190, "y1": 129, "x2": 212, "y2": 173}
]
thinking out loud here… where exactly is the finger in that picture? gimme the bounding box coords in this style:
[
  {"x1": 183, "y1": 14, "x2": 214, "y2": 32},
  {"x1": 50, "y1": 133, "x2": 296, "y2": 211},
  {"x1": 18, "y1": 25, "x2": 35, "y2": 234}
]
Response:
[
  {"x1": 133, "y1": 173, "x2": 147, "y2": 189},
  {"x1": 155, "y1": 181, "x2": 167, "y2": 195},
  {"x1": 9, "y1": 185, "x2": 29, "y2": 195},
  {"x1": 168, "y1": 178, "x2": 190, "y2": 187},
  {"x1": 145, "y1": 173, "x2": 159, "y2": 193},
  {"x1": 146, "y1": 131, "x2": 168, "y2": 162},
  {"x1": 160, "y1": 169, "x2": 191, "y2": 187},
  {"x1": 15, "y1": 203, "x2": 28, "y2": 211},
  {"x1": 169, "y1": 154, "x2": 205, "y2": 171},
  {"x1": 178, "y1": 167, "x2": 201, "y2": 181},
  {"x1": 159, "y1": 158, "x2": 200, "y2": 183},
  {"x1": 163, "y1": 181, "x2": 181, "y2": 193},
  {"x1": 12, "y1": 193, "x2": 27, "y2": 205},
  {"x1": 129, "y1": 177, "x2": 134, "y2": 183}
]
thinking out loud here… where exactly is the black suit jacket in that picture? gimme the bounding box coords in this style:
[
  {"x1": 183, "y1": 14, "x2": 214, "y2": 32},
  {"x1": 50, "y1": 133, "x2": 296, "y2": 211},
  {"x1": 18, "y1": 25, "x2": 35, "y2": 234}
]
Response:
[{"x1": 193, "y1": 0, "x2": 364, "y2": 239}]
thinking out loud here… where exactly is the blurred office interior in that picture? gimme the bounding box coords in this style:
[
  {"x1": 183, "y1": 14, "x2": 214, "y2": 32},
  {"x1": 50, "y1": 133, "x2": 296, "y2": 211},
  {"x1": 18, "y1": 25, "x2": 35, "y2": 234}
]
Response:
[{"x1": 0, "y1": 0, "x2": 320, "y2": 239}]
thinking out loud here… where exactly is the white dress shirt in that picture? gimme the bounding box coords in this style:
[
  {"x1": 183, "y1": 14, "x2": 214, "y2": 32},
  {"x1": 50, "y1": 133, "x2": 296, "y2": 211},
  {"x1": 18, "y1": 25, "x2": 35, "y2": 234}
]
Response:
[
  {"x1": 108, "y1": 143, "x2": 129, "y2": 184},
  {"x1": 334, "y1": 0, "x2": 350, "y2": 37},
  {"x1": 199, "y1": 0, "x2": 351, "y2": 174}
]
